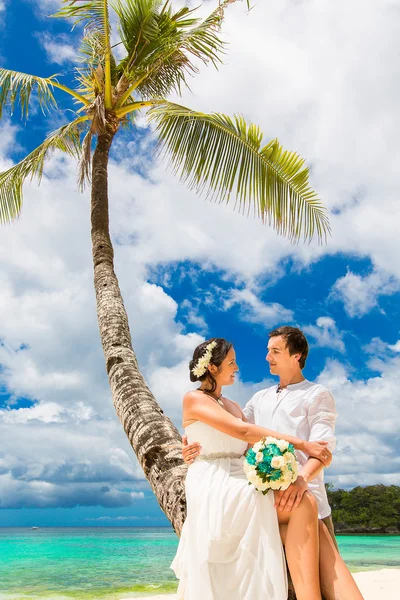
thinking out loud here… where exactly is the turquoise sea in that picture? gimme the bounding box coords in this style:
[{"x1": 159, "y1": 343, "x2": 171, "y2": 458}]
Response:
[{"x1": 0, "y1": 528, "x2": 399, "y2": 600}]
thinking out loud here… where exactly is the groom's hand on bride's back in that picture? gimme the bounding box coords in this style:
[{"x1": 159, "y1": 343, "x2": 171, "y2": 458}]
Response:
[{"x1": 182, "y1": 435, "x2": 202, "y2": 465}]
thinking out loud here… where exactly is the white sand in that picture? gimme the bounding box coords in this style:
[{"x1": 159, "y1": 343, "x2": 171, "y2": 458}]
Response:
[{"x1": 126, "y1": 568, "x2": 400, "y2": 600}]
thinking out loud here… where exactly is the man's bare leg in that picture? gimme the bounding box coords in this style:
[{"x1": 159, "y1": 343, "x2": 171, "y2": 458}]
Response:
[
  {"x1": 277, "y1": 491, "x2": 322, "y2": 600},
  {"x1": 321, "y1": 514, "x2": 339, "y2": 550},
  {"x1": 318, "y1": 520, "x2": 364, "y2": 600}
]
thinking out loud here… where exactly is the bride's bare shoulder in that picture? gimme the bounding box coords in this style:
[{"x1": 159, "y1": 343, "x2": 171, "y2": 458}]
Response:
[{"x1": 183, "y1": 389, "x2": 204, "y2": 403}]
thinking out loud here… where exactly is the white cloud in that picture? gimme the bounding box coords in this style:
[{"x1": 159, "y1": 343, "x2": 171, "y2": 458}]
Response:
[
  {"x1": 222, "y1": 287, "x2": 293, "y2": 328},
  {"x1": 0, "y1": 401, "x2": 94, "y2": 424},
  {"x1": 0, "y1": 414, "x2": 149, "y2": 508},
  {"x1": 0, "y1": 121, "x2": 18, "y2": 158},
  {"x1": 317, "y1": 353, "x2": 400, "y2": 487},
  {"x1": 179, "y1": 299, "x2": 208, "y2": 333},
  {"x1": 39, "y1": 33, "x2": 76, "y2": 64},
  {"x1": 330, "y1": 269, "x2": 400, "y2": 318},
  {"x1": 303, "y1": 317, "x2": 345, "y2": 352},
  {"x1": 0, "y1": 2, "x2": 5, "y2": 13},
  {"x1": 0, "y1": 473, "x2": 145, "y2": 509},
  {"x1": 32, "y1": 0, "x2": 62, "y2": 12},
  {"x1": 388, "y1": 340, "x2": 400, "y2": 352}
]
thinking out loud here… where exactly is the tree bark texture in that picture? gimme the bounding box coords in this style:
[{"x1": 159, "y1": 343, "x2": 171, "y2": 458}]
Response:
[{"x1": 90, "y1": 127, "x2": 187, "y2": 535}]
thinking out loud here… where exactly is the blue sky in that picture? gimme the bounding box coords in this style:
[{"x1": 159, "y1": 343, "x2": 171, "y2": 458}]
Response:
[{"x1": 0, "y1": 0, "x2": 400, "y2": 527}]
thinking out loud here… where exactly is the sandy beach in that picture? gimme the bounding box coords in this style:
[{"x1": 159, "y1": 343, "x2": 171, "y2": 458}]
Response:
[{"x1": 132, "y1": 568, "x2": 400, "y2": 600}]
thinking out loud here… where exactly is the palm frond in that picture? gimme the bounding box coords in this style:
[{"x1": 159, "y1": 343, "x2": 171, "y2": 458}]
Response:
[
  {"x1": 79, "y1": 29, "x2": 106, "y2": 63},
  {"x1": 0, "y1": 117, "x2": 88, "y2": 223},
  {"x1": 179, "y1": 0, "x2": 227, "y2": 68},
  {"x1": 114, "y1": 0, "x2": 163, "y2": 64},
  {"x1": 114, "y1": 0, "x2": 229, "y2": 103},
  {"x1": 54, "y1": 1, "x2": 114, "y2": 107},
  {"x1": 149, "y1": 102, "x2": 330, "y2": 243},
  {"x1": 78, "y1": 129, "x2": 93, "y2": 190},
  {"x1": 0, "y1": 68, "x2": 58, "y2": 119},
  {"x1": 78, "y1": 30, "x2": 119, "y2": 81},
  {"x1": 114, "y1": 0, "x2": 190, "y2": 99},
  {"x1": 53, "y1": 0, "x2": 110, "y2": 37}
]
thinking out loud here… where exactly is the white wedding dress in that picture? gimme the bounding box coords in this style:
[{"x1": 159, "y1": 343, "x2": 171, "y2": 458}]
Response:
[{"x1": 171, "y1": 421, "x2": 288, "y2": 600}]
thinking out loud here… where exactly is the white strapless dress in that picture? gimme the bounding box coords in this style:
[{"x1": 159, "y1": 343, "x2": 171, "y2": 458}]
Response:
[{"x1": 171, "y1": 421, "x2": 288, "y2": 599}]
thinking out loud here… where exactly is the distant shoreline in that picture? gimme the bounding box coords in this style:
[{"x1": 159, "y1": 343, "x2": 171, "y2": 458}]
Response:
[
  {"x1": 1, "y1": 525, "x2": 399, "y2": 534},
  {"x1": 336, "y1": 531, "x2": 400, "y2": 536}
]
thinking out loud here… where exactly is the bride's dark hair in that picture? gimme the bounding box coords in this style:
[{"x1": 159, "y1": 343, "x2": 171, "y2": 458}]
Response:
[{"x1": 189, "y1": 338, "x2": 233, "y2": 392}]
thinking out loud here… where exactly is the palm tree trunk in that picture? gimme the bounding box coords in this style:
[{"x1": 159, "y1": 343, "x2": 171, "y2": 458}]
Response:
[{"x1": 90, "y1": 127, "x2": 187, "y2": 535}]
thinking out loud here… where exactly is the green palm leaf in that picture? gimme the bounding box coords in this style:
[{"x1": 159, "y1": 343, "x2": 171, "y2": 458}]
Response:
[
  {"x1": 114, "y1": 0, "x2": 227, "y2": 103},
  {"x1": 53, "y1": 1, "x2": 114, "y2": 107},
  {"x1": 115, "y1": 0, "x2": 195, "y2": 99},
  {"x1": 53, "y1": 0, "x2": 110, "y2": 36},
  {"x1": 114, "y1": 0, "x2": 163, "y2": 62},
  {"x1": 178, "y1": 0, "x2": 227, "y2": 68},
  {"x1": 149, "y1": 102, "x2": 330, "y2": 243},
  {"x1": 0, "y1": 68, "x2": 58, "y2": 119},
  {"x1": 0, "y1": 117, "x2": 88, "y2": 223}
]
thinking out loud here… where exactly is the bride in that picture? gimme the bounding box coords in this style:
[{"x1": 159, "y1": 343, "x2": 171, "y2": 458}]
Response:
[{"x1": 172, "y1": 338, "x2": 350, "y2": 600}]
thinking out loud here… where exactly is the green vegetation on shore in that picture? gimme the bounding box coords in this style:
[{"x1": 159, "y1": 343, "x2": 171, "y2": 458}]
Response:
[{"x1": 327, "y1": 484, "x2": 400, "y2": 533}]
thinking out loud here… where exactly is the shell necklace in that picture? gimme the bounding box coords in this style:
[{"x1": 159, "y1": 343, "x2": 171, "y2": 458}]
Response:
[{"x1": 199, "y1": 388, "x2": 224, "y2": 407}]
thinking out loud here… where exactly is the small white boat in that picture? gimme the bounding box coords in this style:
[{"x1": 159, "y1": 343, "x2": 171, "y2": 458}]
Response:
[{"x1": 31, "y1": 526, "x2": 39, "y2": 530}]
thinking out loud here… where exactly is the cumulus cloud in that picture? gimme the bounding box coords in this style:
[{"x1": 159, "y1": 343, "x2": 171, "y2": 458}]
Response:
[
  {"x1": 0, "y1": 411, "x2": 148, "y2": 508},
  {"x1": 0, "y1": 475, "x2": 145, "y2": 509},
  {"x1": 303, "y1": 317, "x2": 345, "y2": 352},
  {"x1": 38, "y1": 33, "x2": 76, "y2": 64},
  {"x1": 179, "y1": 299, "x2": 208, "y2": 334},
  {"x1": 317, "y1": 351, "x2": 400, "y2": 488},
  {"x1": 330, "y1": 269, "x2": 400, "y2": 318},
  {"x1": 388, "y1": 340, "x2": 400, "y2": 352},
  {"x1": 222, "y1": 288, "x2": 293, "y2": 328}
]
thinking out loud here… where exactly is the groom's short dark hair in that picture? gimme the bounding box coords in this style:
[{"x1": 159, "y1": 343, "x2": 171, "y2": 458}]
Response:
[{"x1": 269, "y1": 326, "x2": 309, "y2": 369}]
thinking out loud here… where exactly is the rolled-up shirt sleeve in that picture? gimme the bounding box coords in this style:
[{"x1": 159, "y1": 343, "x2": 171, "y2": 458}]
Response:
[
  {"x1": 242, "y1": 394, "x2": 256, "y2": 424},
  {"x1": 307, "y1": 390, "x2": 337, "y2": 452}
]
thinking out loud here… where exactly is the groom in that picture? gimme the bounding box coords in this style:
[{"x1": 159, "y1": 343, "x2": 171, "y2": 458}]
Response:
[{"x1": 182, "y1": 325, "x2": 338, "y2": 545}]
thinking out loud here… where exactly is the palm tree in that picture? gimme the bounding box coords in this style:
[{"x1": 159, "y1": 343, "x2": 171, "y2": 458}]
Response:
[{"x1": 0, "y1": 0, "x2": 330, "y2": 535}]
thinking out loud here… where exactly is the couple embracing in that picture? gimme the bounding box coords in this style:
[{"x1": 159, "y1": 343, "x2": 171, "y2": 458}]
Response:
[{"x1": 171, "y1": 327, "x2": 364, "y2": 600}]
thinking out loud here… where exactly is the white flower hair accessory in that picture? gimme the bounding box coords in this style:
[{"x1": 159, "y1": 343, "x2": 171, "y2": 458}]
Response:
[{"x1": 191, "y1": 341, "x2": 218, "y2": 378}]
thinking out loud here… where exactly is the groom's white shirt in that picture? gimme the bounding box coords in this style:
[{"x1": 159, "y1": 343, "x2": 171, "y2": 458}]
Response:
[{"x1": 243, "y1": 379, "x2": 337, "y2": 519}]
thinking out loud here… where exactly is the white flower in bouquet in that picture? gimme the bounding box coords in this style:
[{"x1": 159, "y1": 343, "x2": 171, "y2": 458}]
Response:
[
  {"x1": 276, "y1": 439, "x2": 289, "y2": 452},
  {"x1": 269, "y1": 480, "x2": 282, "y2": 490},
  {"x1": 271, "y1": 456, "x2": 285, "y2": 469},
  {"x1": 253, "y1": 441, "x2": 264, "y2": 453},
  {"x1": 284, "y1": 451, "x2": 293, "y2": 464},
  {"x1": 264, "y1": 436, "x2": 279, "y2": 445}
]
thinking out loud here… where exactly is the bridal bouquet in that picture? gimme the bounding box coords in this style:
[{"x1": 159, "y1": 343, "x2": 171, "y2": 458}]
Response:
[{"x1": 244, "y1": 437, "x2": 298, "y2": 494}]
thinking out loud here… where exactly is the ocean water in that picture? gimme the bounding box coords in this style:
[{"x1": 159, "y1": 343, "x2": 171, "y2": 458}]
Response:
[{"x1": 0, "y1": 527, "x2": 399, "y2": 600}]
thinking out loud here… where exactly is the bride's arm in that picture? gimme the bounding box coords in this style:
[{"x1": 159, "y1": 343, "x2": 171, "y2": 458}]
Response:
[
  {"x1": 229, "y1": 400, "x2": 252, "y2": 450},
  {"x1": 184, "y1": 392, "x2": 329, "y2": 460}
]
